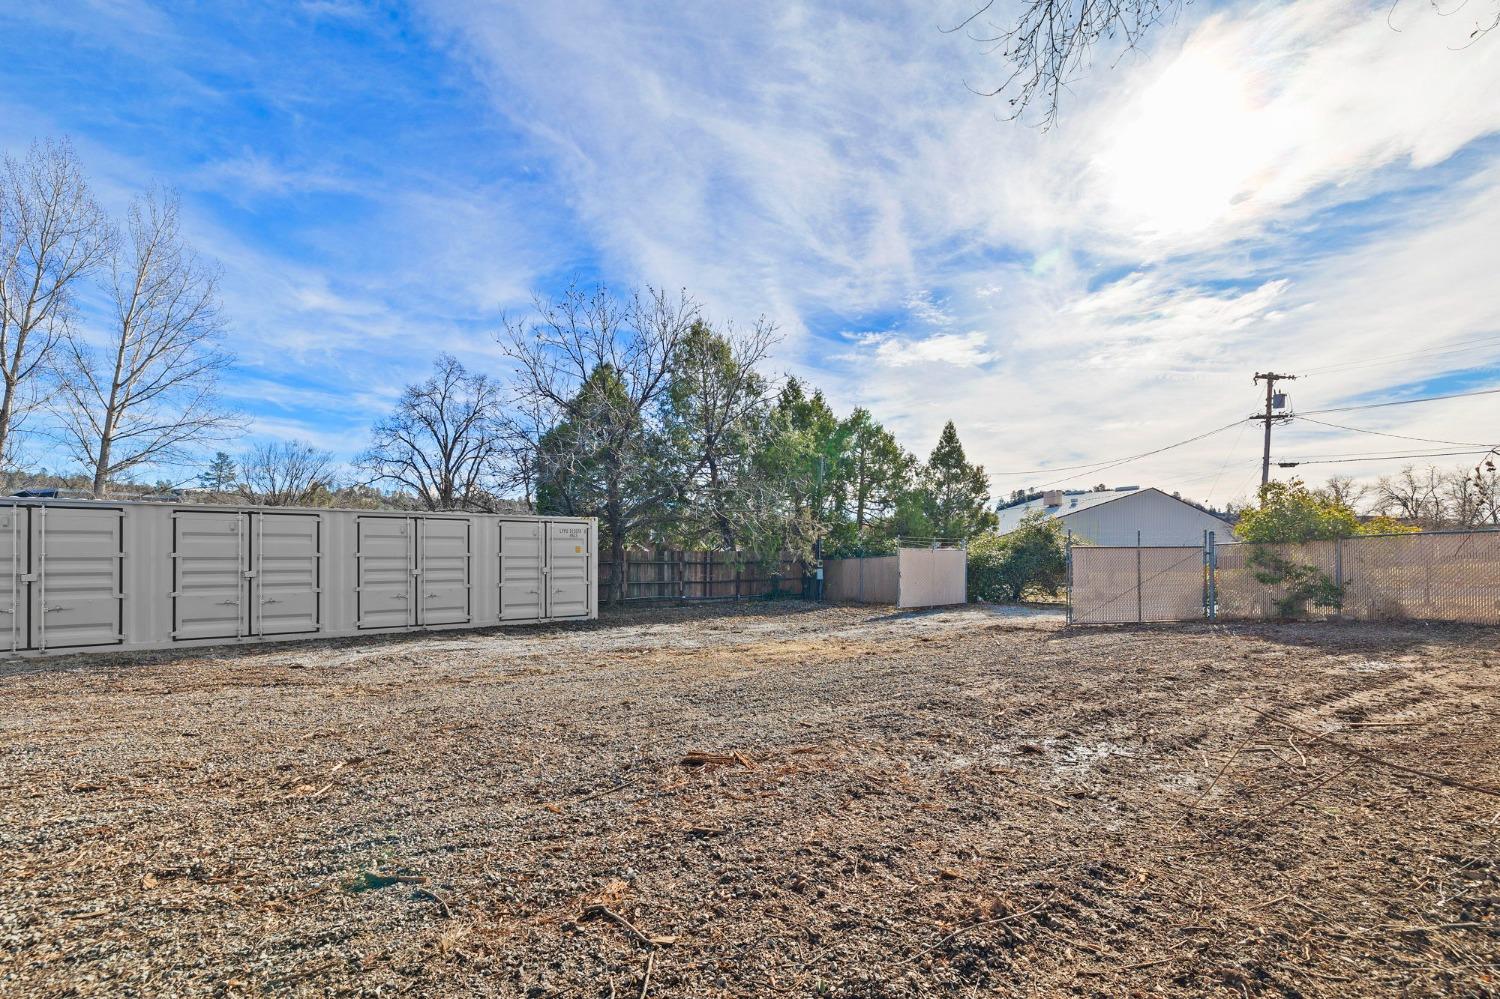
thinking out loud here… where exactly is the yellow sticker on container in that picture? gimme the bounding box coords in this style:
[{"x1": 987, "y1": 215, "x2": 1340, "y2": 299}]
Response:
[{"x1": 575, "y1": 545, "x2": 583, "y2": 553}]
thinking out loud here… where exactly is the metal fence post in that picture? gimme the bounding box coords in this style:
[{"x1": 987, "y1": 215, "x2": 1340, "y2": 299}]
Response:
[
  {"x1": 1064, "y1": 531, "x2": 1073, "y2": 625},
  {"x1": 1136, "y1": 529, "x2": 1143, "y2": 624},
  {"x1": 1207, "y1": 530, "x2": 1217, "y2": 621},
  {"x1": 1334, "y1": 536, "x2": 1343, "y2": 621}
]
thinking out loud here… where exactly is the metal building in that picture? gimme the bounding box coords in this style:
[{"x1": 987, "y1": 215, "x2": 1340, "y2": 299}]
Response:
[
  {"x1": 994, "y1": 486, "x2": 1230, "y2": 547},
  {"x1": 0, "y1": 499, "x2": 597, "y2": 657}
]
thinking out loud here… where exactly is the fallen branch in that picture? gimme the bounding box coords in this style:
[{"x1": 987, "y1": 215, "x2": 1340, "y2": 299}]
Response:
[
  {"x1": 1176, "y1": 741, "x2": 1247, "y2": 825},
  {"x1": 638, "y1": 949, "x2": 656, "y2": 999},
  {"x1": 1248, "y1": 707, "x2": 1500, "y2": 798},
  {"x1": 909, "y1": 893, "x2": 1054, "y2": 962},
  {"x1": 582, "y1": 904, "x2": 677, "y2": 948},
  {"x1": 412, "y1": 887, "x2": 452, "y2": 918}
]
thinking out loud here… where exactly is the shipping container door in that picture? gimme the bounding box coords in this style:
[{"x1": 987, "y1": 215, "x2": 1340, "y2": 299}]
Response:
[
  {"x1": 256, "y1": 514, "x2": 320, "y2": 636},
  {"x1": 32, "y1": 507, "x2": 123, "y2": 650},
  {"x1": 418, "y1": 518, "x2": 470, "y2": 626},
  {"x1": 498, "y1": 520, "x2": 543, "y2": 621},
  {"x1": 0, "y1": 508, "x2": 29, "y2": 652},
  {"x1": 356, "y1": 517, "x2": 412, "y2": 629},
  {"x1": 547, "y1": 521, "x2": 591, "y2": 619},
  {"x1": 172, "y1": 511, "x2": 249, "y2": 640}
]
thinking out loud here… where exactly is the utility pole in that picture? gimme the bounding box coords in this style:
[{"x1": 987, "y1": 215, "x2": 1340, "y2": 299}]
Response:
[{"x1": 1252, "y1": 371, "x2": 1297, "y2": 491}]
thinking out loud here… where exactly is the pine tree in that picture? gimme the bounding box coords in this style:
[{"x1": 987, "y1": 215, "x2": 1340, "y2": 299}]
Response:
[
  {"x1": 197, "y1": 451, "x2": 238, "y2": 492},
  {"x1": 918, "y1": 421, "x2": 997, "y2": 540}
]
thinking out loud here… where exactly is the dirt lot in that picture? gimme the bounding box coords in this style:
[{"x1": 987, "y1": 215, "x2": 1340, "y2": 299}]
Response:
[{"x1": 1, "y1": 602, "x2": 1496, "y2": 998}]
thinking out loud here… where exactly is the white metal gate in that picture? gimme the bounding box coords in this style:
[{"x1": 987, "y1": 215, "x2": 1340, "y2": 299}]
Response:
[
  {"x1": 29, "y1": 507, "x2": 124, "y2": 650},
  {"x1": 548, "y1": 521, "x2": 591, "y2": 619}
]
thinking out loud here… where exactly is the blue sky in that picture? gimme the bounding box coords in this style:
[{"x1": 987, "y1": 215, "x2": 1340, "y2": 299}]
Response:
[{"x1": 3, "y1": 0, "x2": 1498, "y2": 506}]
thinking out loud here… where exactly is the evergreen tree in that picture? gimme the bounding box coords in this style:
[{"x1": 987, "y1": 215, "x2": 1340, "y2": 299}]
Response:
[
  {"x1": 834, "y1": 408, "x2": 915, "y2": 532},
  {"x1": 197, "y1": 451, "x2": 237, "y2": 492},
  {"x1": 916, "y1": 421, "x2": 997, "y2": 540},
  {"x1": 752, "y1": 378, "x2": 843, "y2": 557},
  {"x1": 664, "y1": 319, "x2": 774, "y2": 550}
]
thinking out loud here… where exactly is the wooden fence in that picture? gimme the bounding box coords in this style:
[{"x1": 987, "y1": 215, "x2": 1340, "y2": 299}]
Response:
[{"x1": 597, "y1": 546, "x2": 810, "y2": 603}]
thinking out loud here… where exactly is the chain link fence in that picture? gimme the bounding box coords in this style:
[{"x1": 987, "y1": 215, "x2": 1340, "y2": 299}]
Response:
[
  {"x1": 1067, "y1": 530, "x2": 1500, "y2": 626},
  {"x1": 1068, "y1": 545, "x2": 1207, "y2": 624}
]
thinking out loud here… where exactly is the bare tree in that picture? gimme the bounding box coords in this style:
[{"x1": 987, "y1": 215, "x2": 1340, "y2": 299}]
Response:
[
  {"x1": 239, "y1": 439, "x2": 335, "y2": 506},
  {"x1": 0, "y1": 139, "x2": 111, "y2": 466},
  {"x1": 498, "y1": 284, "x2": 699, "y2": 602},
  {"x1": 1473, "y1": 451, "x2": 1500, "y2": 526},
  {"x1": 53, "y1": 190, "x2": 239, "y2": 496},
  {"x1": 949, "y1": 0, "x2": 1500, "y2": 126},
  {"x1": 1375, "y1": 464, "x2": 1446, "y2": 530},
  {"x1": 1320, "y1": 474, "x2": 1369, "y2": 513},
  {"x1": 359, "y1": 353, "x2": 505, "y2": 511},
  {"x1": 1440, "y1": 464, "x2": 1489, "y2": 528},
  {"x1": 946, "y1": 0, "x2": 1182, "y2": 127}
]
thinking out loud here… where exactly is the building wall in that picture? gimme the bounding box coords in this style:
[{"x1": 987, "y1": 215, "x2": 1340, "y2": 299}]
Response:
[{"x1": 1058, "y1": 489, "x2": 1230, "y2": 547}]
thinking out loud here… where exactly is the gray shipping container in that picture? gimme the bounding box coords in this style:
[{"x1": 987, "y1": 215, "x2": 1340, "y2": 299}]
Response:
[{"x1": 0, "y1": 499, "x2": 597, "y2": 656}]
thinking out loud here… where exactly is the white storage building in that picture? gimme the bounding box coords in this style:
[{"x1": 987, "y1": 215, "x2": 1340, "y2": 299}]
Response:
[
  {"x1": 994, "y1": 487, "x2": 1230, "y2": 547},
  {"x1": 0, "y1": 499, "x2": 596, "y2": 656}
]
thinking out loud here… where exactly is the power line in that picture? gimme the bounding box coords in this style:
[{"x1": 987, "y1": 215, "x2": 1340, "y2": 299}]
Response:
[
  {"x1": 992, "y1": 419, "x2": 1250, "y2": 487},
  {"x1": 1276, "y1": 448, "x2": 1492, "y2": 468},
  {"x1": 1279, "y1": 446, "x2": 1481, "y2": 460},
  {"x1": 1202, "y1": 419, "x2": 1253, "y2": 504},
  {"x1": 1298, "y1": 386, "x2": 1500, "y2": 415},
  {"x1": 1299, "y1": 334, "x2": 1500, "y2": 377},
  {"x1": 1291, "y1": 415, "x2": 1497, "y2": 448}
]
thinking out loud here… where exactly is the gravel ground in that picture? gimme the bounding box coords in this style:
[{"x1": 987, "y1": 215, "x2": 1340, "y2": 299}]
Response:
[{"x1": 1, "y1": 601, "x2": 1496, "y2": 998}]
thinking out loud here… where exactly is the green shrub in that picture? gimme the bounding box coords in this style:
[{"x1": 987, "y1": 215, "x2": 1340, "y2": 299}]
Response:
[
  {"x1": 1247, "y1": 546, "x2": 1343, "y2": 618},
  {"x1": 968, "y1": 511, "x2": 1067, "y2": 602}
]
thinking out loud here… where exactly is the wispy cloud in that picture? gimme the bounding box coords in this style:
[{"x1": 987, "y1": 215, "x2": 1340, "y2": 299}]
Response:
[{"x1": 0, "y1": 0, "x2": 1496, "y2": 502}]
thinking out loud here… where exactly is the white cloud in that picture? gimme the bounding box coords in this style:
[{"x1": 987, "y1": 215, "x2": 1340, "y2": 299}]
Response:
[
  {"x1": 417, "y1": 0, "x2": 1500, "y2": 504},
  {"x1": 7, "y1": 0, "x2": 1499, "y2": 500},
  {"x1": 851, "y1": 330, "x2": 995, "y2": 368}
]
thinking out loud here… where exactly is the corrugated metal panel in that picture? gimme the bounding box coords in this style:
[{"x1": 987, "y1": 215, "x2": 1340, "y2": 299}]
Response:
[
  {"x1": 547, "y1": 521, "x2": 591, "y2": 619},
  {"x1": 499, "y1": 520, "x2": 544, "y2": 621},
  {"x1": 999, "y1": 488, "x2": 1229, "y2": 547},
  {"x1": 356, "y1": 516, "x2": 414, "y2": 630},
  {"x1": 419, "y1": 517, "x2": 471, "y2": 626},
  {"x1": 172, "y1": 510, "x2": 249, "y2": 640},
  {"x1": 0, "y1": 499, "x2": 596, "y2": 657},
  {"x1": 256, "y1": 513, "x2": 320, "y2": 635},
  {"x1": 33, "y1": 506, "x2": 124, "y2": 650},
  {"x1": 0, "y1": 507, "x2": 28, "y2": 653}
]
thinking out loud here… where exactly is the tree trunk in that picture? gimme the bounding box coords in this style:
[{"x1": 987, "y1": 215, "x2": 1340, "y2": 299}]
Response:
[
  {"x1": 609, "y1": 530, "x2": 626, "y2": 606},
  {"x1": 92, "y1": 434, "x2": 112, "y2": 498},
  {"x1": 0, "y1": 376, "x2": 16, "y2": 467}
]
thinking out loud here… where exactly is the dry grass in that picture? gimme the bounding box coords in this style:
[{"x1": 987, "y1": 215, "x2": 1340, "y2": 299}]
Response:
[{"x1": 0, "y1": 601, "x2": 1496, "y2": 997}]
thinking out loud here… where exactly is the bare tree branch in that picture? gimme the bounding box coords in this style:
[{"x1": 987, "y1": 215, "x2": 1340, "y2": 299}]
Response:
[
  {"x1": 50, "y1": 189, "x2": 240, "y2": 496},
  {"x1": 239, "y1": 439, "x2": 336, "y2": 506},
  {"x1": 0, "y1": 138, "x2": 111, "y2": 467},
  {"x1": 358, "y1": 353, "x2": 506, "y2": 511}
]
